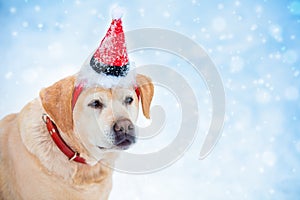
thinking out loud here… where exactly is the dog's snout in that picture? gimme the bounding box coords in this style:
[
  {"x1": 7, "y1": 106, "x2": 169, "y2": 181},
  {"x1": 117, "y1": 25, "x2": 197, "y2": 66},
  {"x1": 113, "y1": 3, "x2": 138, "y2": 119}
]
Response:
[{"x1": 113, "y1": 119, "x2": 136, "y2": 148}]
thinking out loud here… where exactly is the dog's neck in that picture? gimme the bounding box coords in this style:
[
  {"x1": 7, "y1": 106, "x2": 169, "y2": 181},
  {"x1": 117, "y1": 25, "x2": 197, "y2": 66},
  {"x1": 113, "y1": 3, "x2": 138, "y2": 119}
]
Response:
[{"x1": 18, "y1": 98, "x2": 116, "y2": 185}]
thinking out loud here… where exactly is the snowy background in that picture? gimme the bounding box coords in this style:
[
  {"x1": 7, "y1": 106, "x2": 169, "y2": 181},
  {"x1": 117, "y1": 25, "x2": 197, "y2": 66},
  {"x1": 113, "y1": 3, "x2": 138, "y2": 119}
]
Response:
[{"x1": 1, "y1": 0, "x2": 300, "y2": 199}]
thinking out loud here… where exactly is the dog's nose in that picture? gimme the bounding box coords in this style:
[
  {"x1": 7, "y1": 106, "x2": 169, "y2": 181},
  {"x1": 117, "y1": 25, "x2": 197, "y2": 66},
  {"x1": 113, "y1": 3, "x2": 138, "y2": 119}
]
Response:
[
  {"x1": 113, "y1": 119, "x2": 136, "y2": 148},
  {"x1": 113, "y1": 119, "x2": 134, "y2": 134}
]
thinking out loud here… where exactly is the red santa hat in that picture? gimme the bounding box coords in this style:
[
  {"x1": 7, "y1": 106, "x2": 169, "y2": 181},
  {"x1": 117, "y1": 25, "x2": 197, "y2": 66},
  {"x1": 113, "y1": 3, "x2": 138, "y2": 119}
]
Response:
[
  {"x1": 73, "y1": 7, "x2": 137, "y2": 109},
  {"x1": 90, "y1": 9, "x2": 129, "y2": 76},
  {"x1": 76, "y1": 6, "x2": 135, "y2": 88}
]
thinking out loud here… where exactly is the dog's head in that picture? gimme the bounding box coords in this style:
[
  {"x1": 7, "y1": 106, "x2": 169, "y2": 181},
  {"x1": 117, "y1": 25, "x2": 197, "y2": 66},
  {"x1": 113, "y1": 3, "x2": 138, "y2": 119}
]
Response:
[{"x1": 39, "y1": 74, "x2": 153, "y2": 162}]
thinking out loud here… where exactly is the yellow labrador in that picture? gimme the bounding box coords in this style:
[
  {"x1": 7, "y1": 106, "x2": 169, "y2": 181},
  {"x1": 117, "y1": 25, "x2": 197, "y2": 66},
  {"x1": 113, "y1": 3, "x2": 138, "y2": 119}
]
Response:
[{"x1": 0, "y1": 74, "x2": 154, "y2": 200}]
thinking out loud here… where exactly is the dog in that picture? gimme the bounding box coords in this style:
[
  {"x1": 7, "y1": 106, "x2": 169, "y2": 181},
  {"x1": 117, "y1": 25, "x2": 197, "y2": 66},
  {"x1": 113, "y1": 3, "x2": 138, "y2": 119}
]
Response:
[{"x1": 0, "y1": 74, "x2": 154, "y2": 199}]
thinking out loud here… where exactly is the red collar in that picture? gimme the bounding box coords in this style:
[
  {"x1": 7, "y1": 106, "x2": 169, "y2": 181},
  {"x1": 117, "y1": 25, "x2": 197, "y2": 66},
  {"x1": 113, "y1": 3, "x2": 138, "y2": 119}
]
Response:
[{"x1": 42, "y1": 114, "x2": 86, "y2": 164}]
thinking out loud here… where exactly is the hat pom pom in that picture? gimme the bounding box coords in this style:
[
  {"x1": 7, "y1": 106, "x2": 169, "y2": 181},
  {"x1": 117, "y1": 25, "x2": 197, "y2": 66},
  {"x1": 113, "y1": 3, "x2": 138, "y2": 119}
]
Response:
[{"x1": 111, "y1": 6, "x2": 125, "y2": 19}]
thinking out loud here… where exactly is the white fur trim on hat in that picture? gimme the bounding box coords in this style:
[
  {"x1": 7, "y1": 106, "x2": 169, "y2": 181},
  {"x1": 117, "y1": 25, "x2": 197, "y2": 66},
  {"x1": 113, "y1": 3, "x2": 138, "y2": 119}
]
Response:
[{"x1": 76, "y1": 53, "x2": 137, "y2": 89}]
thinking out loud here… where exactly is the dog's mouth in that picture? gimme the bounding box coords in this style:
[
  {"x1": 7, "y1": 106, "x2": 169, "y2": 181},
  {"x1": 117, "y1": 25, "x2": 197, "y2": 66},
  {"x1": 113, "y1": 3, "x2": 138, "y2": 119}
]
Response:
[
  {"x1": 114, "y1": 135, "x2": 136, "y2": 150},
  {"x1": 97, "y1": 135, "x2": 136, "y2": 150}
]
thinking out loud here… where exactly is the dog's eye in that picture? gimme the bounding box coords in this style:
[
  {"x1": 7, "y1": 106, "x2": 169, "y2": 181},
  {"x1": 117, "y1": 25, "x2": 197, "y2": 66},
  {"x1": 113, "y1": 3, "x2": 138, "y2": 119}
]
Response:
[
  {"x1": 124, "y1": 96, "x2": 134, "y2": 105},
  {"x1": 88, "y1": 100, "x2": 104, "y2": 109}
]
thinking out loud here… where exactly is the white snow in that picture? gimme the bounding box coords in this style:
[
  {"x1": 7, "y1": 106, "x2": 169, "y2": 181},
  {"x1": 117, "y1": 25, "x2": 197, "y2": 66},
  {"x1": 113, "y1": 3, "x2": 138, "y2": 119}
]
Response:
[
  {"x1": 230, "y1": 56, "x2": 244, "y2": 73},
  {"x1": 22, "y1": 21, "x2": 29, "y2": 28},
  {"x1": 48, "y1": 42, "x2": 64, "y2": 59},
  {"x1": 138, "y1": 8, "x2": 145, "y2": 17},
  {"x1": 111, "y1": 5, "x2": 125, "y2": 19},
  {"x1": 163, "y1": 11, "x2": 171, "y2": 18},
  {"x1": 269, "y1": 24, "x2": 282, "y2": 42},
  {"x1": 284, "y1": 86, "x2": 299, "y2": 100},
  {"x1": 37, "y1": 23, "x2": 44, "y2": 29},
  {"x1": 295, "y1": 141, "x2": 300, "y2": 153},
  {"x1": 256, "y1": 89, "x2": 271, "y2": 104},
  {"x1": 1, "y1": 1, "x2": 300, "y2": 200},
  {"x1": 212, "y1": 17, "x2": 227, "y2": 32},
  {"x1": 11, "y1": 31, "x2": 18, "y2": 37},
  {"x1": 289, "y1": 1, "x2": 300, "y2": 15},
  {"x1": 34, "y1": 5, "x2": 41, "y2": 12},
  {"x1": 4, "y1": 72, "x2": 13, "y2": 80},
  {"x1": 21, "y1": 69, "x2": 39, "y2": 84},
  {"x1": 262, "y1": 151, "x2": 277, "y2": 167},
  {"x1": 283, "y1": 50, "x2": 298, "y2": 64},
  {"x1": 218, "y1": 3, "x2": 224, "y2": 10},
  {"x1": 9, "y1": 7, "x2": 16, "y2": 14}
]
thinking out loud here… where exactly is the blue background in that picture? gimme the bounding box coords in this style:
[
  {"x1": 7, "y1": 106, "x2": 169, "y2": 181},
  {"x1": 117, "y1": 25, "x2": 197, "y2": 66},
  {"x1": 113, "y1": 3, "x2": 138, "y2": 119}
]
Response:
[{"x1": 1, "y1": 0, "x2": 300, "y2": 199}]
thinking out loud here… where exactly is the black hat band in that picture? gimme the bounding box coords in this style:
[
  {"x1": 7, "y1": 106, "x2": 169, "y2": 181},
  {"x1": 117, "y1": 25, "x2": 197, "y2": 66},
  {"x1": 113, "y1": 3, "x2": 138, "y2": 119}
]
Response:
[{"x1": 90, "y1": 56, "x2": 129, "y2": 77}]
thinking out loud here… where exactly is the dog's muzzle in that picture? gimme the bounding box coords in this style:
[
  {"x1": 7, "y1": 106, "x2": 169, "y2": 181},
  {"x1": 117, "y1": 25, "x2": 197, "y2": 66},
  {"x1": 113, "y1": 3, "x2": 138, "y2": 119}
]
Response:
[{"x1": 112, "y1": 118, "x2": 136, "y2": 149}]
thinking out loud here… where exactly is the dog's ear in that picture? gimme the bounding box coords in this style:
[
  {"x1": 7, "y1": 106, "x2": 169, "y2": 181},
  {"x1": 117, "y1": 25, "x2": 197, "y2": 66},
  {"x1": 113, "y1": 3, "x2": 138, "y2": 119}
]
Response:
[
  {"x1": 136, "y1": 74, "x2": 154, "y2": 119},
  {"x1": 40, "y1": 76, "x2": 75, "y2": 134}
]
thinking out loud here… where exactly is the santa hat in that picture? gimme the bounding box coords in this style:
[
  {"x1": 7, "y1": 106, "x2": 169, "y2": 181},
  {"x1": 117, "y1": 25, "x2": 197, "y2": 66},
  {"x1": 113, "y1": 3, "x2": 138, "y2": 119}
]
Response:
[
  {"x1": 90, "y1": 9, "x2": 129, "y2": 77},
  {"x1": 73, "y1": 7, "x2": 137, "y2": 109},
  {"x1": 76, "y1": 6, "x2": 135, "y2": 88}
]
